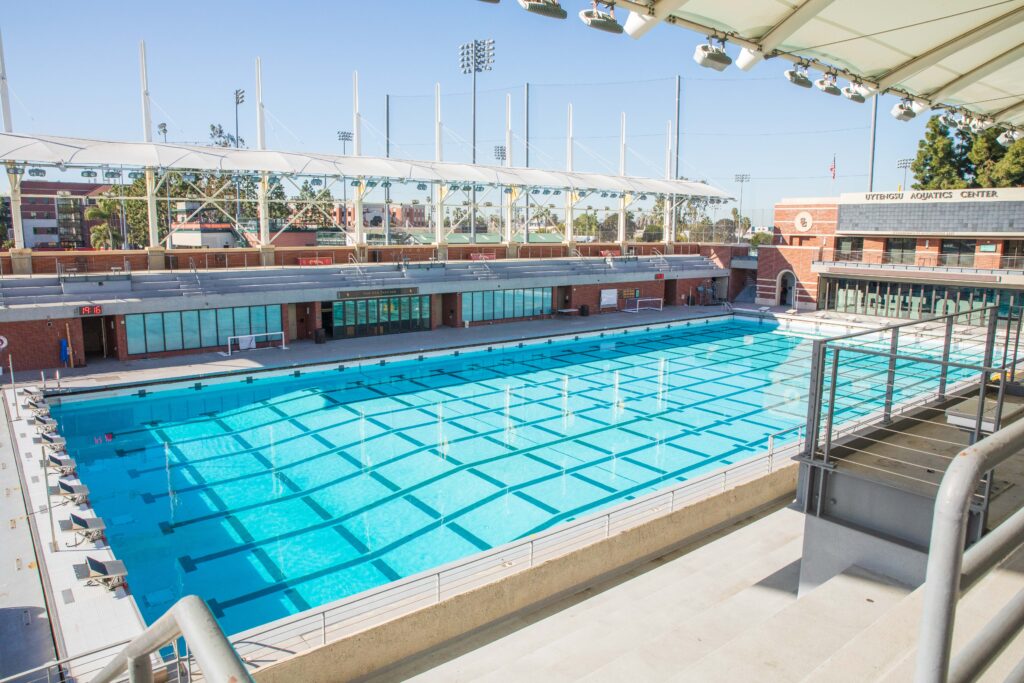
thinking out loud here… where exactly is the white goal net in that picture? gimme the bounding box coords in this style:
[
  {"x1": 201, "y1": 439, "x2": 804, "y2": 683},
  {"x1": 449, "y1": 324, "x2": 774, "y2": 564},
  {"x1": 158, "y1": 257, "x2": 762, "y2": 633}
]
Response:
[{"x1": 624, "y1": 297, "x2": 664, "y2": 313}]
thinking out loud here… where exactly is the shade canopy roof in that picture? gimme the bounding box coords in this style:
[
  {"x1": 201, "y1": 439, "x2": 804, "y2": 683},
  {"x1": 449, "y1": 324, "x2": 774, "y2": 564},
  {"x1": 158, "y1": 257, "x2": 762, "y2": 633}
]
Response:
[
  {"x1": 618, "y1": 0, "x2": 1024, "y2": 127},
  {"x1": 0, "y1": 132, "x2": 731, "y2": 199}
]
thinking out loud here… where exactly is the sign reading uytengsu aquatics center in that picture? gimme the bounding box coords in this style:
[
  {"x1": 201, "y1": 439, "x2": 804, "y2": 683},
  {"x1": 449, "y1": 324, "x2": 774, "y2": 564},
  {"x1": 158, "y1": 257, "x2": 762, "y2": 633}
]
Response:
[{"x1": 841, "y1": 188, "x2": 1024, "y2": 204}]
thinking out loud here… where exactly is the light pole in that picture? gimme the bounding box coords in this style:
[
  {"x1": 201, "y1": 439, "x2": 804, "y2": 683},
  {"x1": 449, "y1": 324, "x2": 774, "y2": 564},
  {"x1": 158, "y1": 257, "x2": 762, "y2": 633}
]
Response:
[
  {"x1": 897, "y1": 158, "x2": 913, "y2": 191},
  {"x1": 734, "y1": 173, "x2": 750, "y2": 243},
  {"x1": 459, "y1": 38, "x2": 495, "y2": 242},
  {"x1": 234, "y1": 89, "x2": 245, "y2": 226},
  {"x1": 158, "y1": 123, "x2": 170, "y2": 239},
  {"x1": 338, "y1": 130, "x2": 352, "y2": 228},
  {"x1": 495, "y1": 146, "x2": 506, "y2": 235}
]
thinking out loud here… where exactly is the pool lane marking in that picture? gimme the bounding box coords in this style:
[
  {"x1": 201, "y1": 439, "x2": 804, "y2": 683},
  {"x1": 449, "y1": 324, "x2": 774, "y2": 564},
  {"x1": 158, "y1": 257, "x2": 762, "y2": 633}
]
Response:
[
  {"x1": 135, "y1": 339, "x2": 814, "y2": 527},
  {"x1": 204, "y1": 436, "x2": 754, "y2": 615}
]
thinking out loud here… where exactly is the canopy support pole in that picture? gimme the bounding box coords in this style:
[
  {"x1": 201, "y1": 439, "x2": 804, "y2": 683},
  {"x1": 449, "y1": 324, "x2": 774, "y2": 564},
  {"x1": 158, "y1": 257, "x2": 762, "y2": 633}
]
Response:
[
  {"x1": 256, "y1": 58, "x2": 272, "y2": 260},
  {"x1": 352, "y1": 71, "x2": 364, "y2": 248},
  {"x1": 664, "y1": 120, "x2": 673, "y2": 245},
  {"x1": 1, "y1": 27, "x2": 26, "y2": 256},
  {"x1": 434, "y1": 83, "x2": 445, "y2": 249},
  {"x1": 868, "y1": 94, "x2": 878, "y2": 192},
  {"x1": 139, "y1": 42, "x2": 160, "y2": 254},
  {"x1": 504, "y1": 93, "x2": 513, "y2": 245},
  {"x1": 564, "y1": 103, "x2": 574, "y2": 247},
  {"x1": 617, "y1": 112, "x2": 627, "y2": 245}
]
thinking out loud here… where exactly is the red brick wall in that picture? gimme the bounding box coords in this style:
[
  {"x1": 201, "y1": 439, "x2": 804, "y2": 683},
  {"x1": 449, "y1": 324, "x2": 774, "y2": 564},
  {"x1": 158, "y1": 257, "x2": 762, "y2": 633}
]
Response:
[
  {"x1": 430, "y1": 294, "x2": 444, "y2": 329},
  {"x1": 568, "y1": 280, "x2": 665, "y2": 313},
  {"x1": 275, "y1": 247, "x2": 356, "y2": 266},
  {"x1": 665, "y1": 277, "x2": 716, "y2": 306},
  {"x1": 517, "y1": 244, "x2": 567, "y2": 259},
  {"x1": 30, "y1": 251, "x2": 149, "y2": 274},
  {"x1": 166, "y1": 249, "x2": 260, "y2": 270},
  {"x1": 773, "y1": 201, "x2": 838, "y2": 248},
  {"x1": 0, "y1": 253, "x2": 11, "y2": 276},
  {"x1": 446, "y1": 246, "x2": 508, "y2": 261},
  {"x1": 700, "y1": 244, "x2": 750, "y2": 268},
  {"x1": 975, "y1": 240, "x2": 1004, "y2": 269},
  {"x1": 863, "y1": 237, "x2": 886, "y2": 264},
  {"x1": 0, "y1": 318, "x2": 85, "y2": 371},
  {"x1": 573, "y1": 243, "x2": 621, "y2": 257},
  {"x1": 368, "y1": 247, "x2": 436, "y2": 263},
  {"x1": 671, "y1": 243, "x2": 702, "y2": 255},
  {"x1": 441, "y1": 293, "x2": 461, "y2": 327},
  {"x1": 755, "y1": 245, "x2": 820, "y2": 309},
  {"x1": 917, "y1": 238, "x2": 940, "y2": 267}
]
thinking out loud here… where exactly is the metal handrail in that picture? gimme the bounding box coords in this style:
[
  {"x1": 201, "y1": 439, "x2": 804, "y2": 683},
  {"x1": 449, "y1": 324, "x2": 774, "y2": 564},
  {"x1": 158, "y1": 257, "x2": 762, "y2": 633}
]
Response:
[
  {"x1": 915, "y1": 415, "x2": 1024, "y2": 683},
  {"x1": 91, "y1": 595, "x2": 251, "y2": 683}
]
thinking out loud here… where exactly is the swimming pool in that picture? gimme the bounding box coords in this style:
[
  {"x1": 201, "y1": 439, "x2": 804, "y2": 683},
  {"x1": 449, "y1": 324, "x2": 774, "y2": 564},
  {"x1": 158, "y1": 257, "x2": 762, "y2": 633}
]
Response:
[{"x1": 48, "y1": 316, "x2": 967, "y2": 635}]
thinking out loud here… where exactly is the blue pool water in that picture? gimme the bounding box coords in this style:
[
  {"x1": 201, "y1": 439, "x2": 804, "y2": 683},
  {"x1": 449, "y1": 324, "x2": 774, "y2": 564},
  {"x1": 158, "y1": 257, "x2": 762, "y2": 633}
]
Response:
[{"x1": 49, "y1": 318, "x2": 971, "y2": 635}]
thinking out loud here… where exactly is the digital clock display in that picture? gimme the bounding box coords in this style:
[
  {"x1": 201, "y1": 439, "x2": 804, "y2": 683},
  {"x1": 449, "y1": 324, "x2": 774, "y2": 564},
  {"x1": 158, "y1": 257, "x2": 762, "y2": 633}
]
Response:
[{"x1": 79, "y1": 305, "x2": 103, "y2": 316}]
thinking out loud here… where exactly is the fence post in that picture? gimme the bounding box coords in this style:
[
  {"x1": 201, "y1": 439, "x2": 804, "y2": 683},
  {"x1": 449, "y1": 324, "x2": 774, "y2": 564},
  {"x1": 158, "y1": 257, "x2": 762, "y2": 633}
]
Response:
[
  {"x1": 939, "y1": 315, "x2": 954, "y2": 399},
  {"x1": 883, "y1": 328, "x2": 900, "y2": 424},
  {"x1": 803, "y1": 339, "x2": 827, "y2": 460}
]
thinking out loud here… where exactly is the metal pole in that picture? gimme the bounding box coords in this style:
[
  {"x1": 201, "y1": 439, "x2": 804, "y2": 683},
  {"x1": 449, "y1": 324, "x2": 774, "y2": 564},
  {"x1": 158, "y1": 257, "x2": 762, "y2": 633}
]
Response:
[
  {"x1": 470, "y1": 64, "x2": 477, "y2": 244},
  {"x1": 823, "y1": 348, "x2": 840, "y2": 461},
  {"x1": 524, "y1": 82, "x2": 530, "y2": 168},
  {"x1": 43, "y1": 456, "x2": 56, "y2": 552},
  {"x1": 867, "y1": 94, "x2": 878, "y2": 192},
  {"x1": 939, "y1": 315, "x2": 954, "y2": 399},
  {"x1": 9, "y1": 355, "x2": 19, "y2": 419},
  {"x1": 352, "y1": 71, "x2": 363, "y2": 247},
  {"x1": 256, "y1": 58, "x2": 270, "y2": 248},
  {"x1": 505, "y1": 93, "x2": 513, "y2": 244},
  {"x1": 883, "y1": 327, "x2": 900, "y2": 423},
  {"x1": 385, "y1": 93, "x2": 391, "y2": 246},
  {"x1": 434, "y1": 83, "x2": 444, "y2": 246},
  {"x1": 564, "y1": 103, "x2": 574, "y2": 246},
  {"x1": 617, "y1": 112, "x2": 627, "y2": 245},
  {"x1": 139, "y1": 42, "x2": 159, "y2": 248}
]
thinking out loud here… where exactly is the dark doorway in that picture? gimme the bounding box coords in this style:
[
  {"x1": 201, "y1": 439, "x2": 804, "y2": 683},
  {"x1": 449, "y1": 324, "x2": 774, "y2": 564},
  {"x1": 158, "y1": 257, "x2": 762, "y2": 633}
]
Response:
[
  {"x1": 321, "y1": 303, "x2": 335, "y2": 338},
  {"x1": 81, "y1": 317, "x2": 105, "y2": 360}
]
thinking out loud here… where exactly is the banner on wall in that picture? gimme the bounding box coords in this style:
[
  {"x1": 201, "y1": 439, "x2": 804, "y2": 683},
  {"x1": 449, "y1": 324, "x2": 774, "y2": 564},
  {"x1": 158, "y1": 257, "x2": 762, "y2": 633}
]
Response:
[{"x1": 600, "y1": 289, "x2": 617, "y2": 308}]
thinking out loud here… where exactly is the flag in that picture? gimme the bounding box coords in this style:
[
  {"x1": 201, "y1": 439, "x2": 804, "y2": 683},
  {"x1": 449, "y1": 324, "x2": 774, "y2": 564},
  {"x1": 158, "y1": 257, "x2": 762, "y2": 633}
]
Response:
[{"x1": 829, "y1": 155, "x2": 836, "y2": 180}]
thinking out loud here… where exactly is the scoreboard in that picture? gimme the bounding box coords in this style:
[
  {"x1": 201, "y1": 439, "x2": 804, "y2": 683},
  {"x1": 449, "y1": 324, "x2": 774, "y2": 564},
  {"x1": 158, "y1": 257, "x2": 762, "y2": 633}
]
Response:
[{"x1": 78, "y1": 305, "x2": 104, "y2": 316}]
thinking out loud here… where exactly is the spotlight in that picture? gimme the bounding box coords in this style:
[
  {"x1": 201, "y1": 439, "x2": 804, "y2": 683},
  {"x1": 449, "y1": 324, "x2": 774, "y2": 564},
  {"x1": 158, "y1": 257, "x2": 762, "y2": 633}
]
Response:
[
  {"x1": 784, "y1": 66, "x2": 812, "y2": 89},
  {"x1": 841, "y1": 85, "x2": 866, "y2": 103},
  {"x1": 735, "y1": 47, "x2": 762, "y2": 71},
  {"x1": 693, "y1": 38, "x2": 732, "y2": 72},
  {"x1": 891, "y1": 100, "x2": 916, "y2": 121},
  {"x1": 814, "y1": 74, "x2": 841, "y2": 96},
  {"x1": 938, "y1": 112, "x2": 959, "y2": 129}
]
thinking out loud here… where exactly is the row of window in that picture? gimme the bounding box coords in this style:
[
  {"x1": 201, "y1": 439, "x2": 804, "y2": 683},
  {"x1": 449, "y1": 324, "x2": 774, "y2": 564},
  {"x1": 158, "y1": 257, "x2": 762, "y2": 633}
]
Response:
[
  {"x1": 822, "y1": 278, "x2": 1024, "y2": 320},
  {"x1": 461, "y1": 288, "x2": 553, "y2": 323},
  {"x1": 332, "y1": 295, "x2": 431, "y2": 339},
  {"x1": 126, "y1": 305, "x2": 282, "y2": 355}
]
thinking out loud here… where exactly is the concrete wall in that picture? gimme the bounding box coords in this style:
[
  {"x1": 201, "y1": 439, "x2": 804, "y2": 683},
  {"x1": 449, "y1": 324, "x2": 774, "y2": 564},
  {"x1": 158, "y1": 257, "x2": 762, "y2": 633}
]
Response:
[{"x1": 252, "y1": 465, "x2": 798, "y2": 683}]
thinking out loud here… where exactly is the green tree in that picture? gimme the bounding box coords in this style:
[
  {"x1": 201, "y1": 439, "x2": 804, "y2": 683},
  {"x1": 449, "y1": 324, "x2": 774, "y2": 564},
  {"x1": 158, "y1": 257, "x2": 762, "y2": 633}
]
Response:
[
  {"x1": 209, "y1": 124, "x2": 244, "y2": 148},
  {"x1": 84, "y1": 197, "x2": 124, "y2": 249},
  {"x1": 968, "y1": 127, "x2": 1007, "y2": 188},
  {"x1": 991, "y1": 138, "x2": 1024, "y2": 187},
  {"x1": 0, "y1": 195, "x2": 11, "y2": 248},
  {"x1": 911, "y1": 117, "x2": 972, "y2": 190},
  {"x1": 750, "y1": 231, "x2": 773, "y2": 248},
  {"x1": 89, "y1": 223, "x2": 119, "y2": 249},
  {"x1": 573, "y1": 212, "x2": 599, "y2": 237}
]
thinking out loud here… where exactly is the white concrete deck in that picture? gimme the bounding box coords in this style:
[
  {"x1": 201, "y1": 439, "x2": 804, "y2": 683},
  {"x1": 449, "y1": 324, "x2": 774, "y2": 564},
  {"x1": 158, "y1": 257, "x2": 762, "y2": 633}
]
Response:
[{"x1": 2, "y1": 390, "x2": 145, "y2": 677}]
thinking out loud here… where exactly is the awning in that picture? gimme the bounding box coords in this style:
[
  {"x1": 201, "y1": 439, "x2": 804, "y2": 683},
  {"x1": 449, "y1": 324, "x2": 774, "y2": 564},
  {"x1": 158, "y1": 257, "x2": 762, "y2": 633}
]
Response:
[
  {"x1": 615, "y1": 0, "x2": 1024, "y2": 127},
  {"x1": 0, "y1": 132, "x2": 732, "y2": 199}
]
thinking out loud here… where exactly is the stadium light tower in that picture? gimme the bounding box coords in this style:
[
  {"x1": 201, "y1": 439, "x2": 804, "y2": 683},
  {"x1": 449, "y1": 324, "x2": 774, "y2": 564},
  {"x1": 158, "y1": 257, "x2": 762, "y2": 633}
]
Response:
[
  {"x1": 897, "y1": 158, "x2": 913, "y2": 190},
  {"x1": 234, "y1": 88, "x2": 245, "y2": 223},
  {"x1": 459, "y1": 38, "x2": 495, "y2": 239},
  {"x1": 494, "y1": 145, "x2": 506, "y2": 163},
  {"x1": 734, "y1": 173, "x2": 750, "y2": 241}
]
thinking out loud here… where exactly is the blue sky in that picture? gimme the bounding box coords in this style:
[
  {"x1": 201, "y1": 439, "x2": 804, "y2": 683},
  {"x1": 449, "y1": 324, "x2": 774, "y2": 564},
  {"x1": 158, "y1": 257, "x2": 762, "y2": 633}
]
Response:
[{"x1": 1, "y1": 0, "x2": 930, "y2": 223}]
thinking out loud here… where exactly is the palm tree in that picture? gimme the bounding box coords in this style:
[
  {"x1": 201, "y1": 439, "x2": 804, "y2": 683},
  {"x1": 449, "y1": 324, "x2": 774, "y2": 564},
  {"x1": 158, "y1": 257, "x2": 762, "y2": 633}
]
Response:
[
  {"x1": 85, "y1": 197, "x2": 123, "y2": 249},
  {"x1": 89, "y1": 223, "x2": 117, "y2": 249}
]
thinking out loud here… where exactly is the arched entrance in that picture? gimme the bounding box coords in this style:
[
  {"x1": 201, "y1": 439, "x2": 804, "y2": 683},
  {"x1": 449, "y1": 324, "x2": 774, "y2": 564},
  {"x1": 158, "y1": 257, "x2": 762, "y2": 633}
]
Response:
[{"x1": 777, "y1": 271, "x2": 796, "y2": 307}]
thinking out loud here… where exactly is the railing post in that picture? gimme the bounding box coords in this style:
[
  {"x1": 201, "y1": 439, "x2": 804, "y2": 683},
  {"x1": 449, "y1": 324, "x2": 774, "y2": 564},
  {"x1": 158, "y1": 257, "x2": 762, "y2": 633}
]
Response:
[
  {"x1": 939, "y1": 315, "x2": 954, "y2": 399},
  {"x1": 823, "y1": 348, "x2": 841, "y2": 462},
  {"x1": 883, "y1": 328, "x2": 900, "y2": 424},
  {"x1": 803, "y1": 339, "x2": 827, "y2": 460},
  {"x1": 127, "y1": 654, "x2": 154, "y2": 683}
]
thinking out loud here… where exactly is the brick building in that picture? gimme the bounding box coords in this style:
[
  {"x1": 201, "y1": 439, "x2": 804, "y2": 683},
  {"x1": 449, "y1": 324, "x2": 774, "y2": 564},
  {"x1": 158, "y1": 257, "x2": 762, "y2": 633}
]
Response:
[
  {"x1": 756, "y1": 188, "x2": 1024, "y2": 315},
  {"x1": 18, "y1": 181, "x2": 115, "y2": 249}
]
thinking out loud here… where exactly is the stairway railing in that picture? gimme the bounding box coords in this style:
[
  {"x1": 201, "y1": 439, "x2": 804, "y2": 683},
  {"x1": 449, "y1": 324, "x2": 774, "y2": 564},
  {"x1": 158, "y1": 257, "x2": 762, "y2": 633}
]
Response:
[{"x1": 90, "y1": 595, "x2": 251, "y2": 683}]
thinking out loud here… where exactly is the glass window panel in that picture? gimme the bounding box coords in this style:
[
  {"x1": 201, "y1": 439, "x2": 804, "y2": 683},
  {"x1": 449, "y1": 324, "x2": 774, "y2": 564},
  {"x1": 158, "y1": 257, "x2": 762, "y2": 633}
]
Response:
[
  {"x1": 163, "y1": 312, "x2": 183, "y2": 351},
  {"x1": 250, "y1": 306, "x2": 267, "y2": 335},
  {"x1": 400, "y1": 297, "x2": 410, "y2": 322},
  {"x1": 356, "y1": 300, "x2": 367, "y2": 325},
  {"x1": 513, "y1": 289, "x2": 523, "y2": 318},
  {"x1": 483, "y1": 291, "x2": 494, "y2": 321},
  {"x1": 216, "y1": 308, "x2": 234, "y2": 345},
  {"x1": 266, "y1": 305, "x2": 282, "y2": 333},
  {"x1": 504, "y1": 290, "x2": 515, "y2": 318},
  {"x1": 493, "y1": 290, "x2": 505, "y2": 319},
  {"x1": 126, "y1": 315, "x2": 146, "y2": 355},
  {"x1": 199, "y1": 309, "x2": 218, "y2": 347},
  {"x1": 421, "y1": 296, "x2": 430, "y2": 321},
  {"x1": 233, "y1": 307, "x2": 251, "y2": 337},
  {"x1": 459, "y1": 294, "x2": 468, "y2": 322},
  {"x1": 368, "y1": 299, "x2": 379, "y2": 324},
  {"x1": 144, "y1": 313, "x2": 165, "y2": 353},
  {"x1": 471, "y1": 291, "x2": 483, "y2": 322},
  {"x1": 542, "y1": 288, "x2": 553, "y2": 314},
  {"x1": 342, "y1": 301, "x2": 355, "y2": 325},
  {"x1": 181, "y1": 310, "x2": 200, "y2": 349}
]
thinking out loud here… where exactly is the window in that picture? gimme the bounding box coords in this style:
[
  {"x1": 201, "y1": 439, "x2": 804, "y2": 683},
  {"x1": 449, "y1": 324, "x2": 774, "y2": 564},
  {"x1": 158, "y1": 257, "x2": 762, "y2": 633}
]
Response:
[
  {"x1": 125, "y1": 305, "x2": 279, "y2": 355},
  {"x1": 834, "y1": 237, "x2": 863, "y2": 262},
  {"x1": 461, "y1": 287, "x2": 553, "y2": 323},
  {"x1": 941, "y1": 240, "x2": 976, "y2": 267},
  {"x1": 885, "y1": 238, "x2": 917, "y2": 265}
]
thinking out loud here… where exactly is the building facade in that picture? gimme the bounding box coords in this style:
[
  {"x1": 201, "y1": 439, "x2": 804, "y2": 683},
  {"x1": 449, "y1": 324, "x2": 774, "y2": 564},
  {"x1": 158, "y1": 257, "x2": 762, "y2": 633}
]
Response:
[
  {"x1": 756, "y1": 188, "x2": 1024, "y2": 315},
  {"x1": 18, "y1": 181, "x2": 115, "y2": 249}
]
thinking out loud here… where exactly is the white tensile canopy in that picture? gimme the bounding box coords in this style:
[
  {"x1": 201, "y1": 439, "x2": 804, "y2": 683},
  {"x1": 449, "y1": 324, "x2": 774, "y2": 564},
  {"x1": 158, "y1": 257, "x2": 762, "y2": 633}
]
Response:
[
  {"x1": 0, "y1": 132, "x2": 732, "y2": 199},
  {"x1": 617, "y1": 0, "x2": 1024, "y2": 127}
]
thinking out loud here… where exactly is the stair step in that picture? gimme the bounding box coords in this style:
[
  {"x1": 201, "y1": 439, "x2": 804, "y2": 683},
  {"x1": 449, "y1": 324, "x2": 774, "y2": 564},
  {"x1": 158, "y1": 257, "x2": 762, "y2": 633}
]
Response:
[{"x1": 675, "y1": 567, "x2": 911, "y2": 682}]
